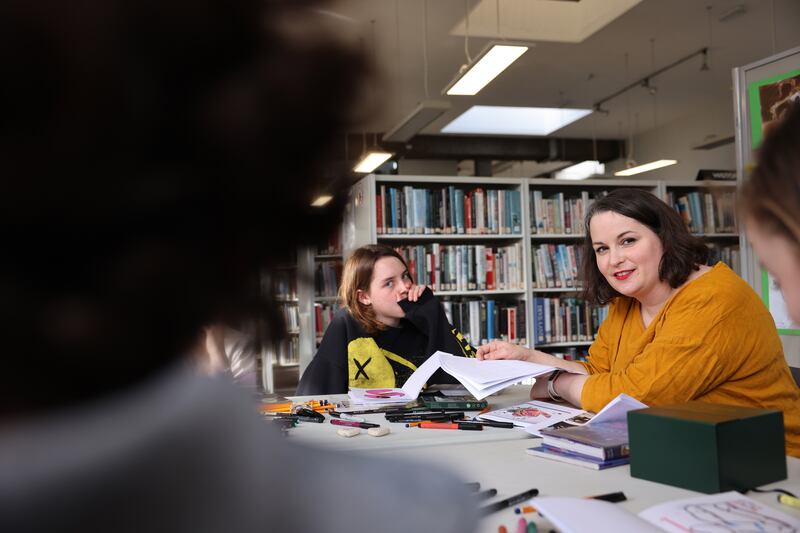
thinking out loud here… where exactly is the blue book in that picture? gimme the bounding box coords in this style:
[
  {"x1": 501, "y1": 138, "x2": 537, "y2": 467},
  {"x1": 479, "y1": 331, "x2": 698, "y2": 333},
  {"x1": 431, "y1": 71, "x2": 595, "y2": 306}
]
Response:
[
  {"x1": 534, "y1": 298, "x2": 546, "y2": 345},
  {"x1": 526, "y1": 444, "x2": 630, "y2": 470},
  {"x1": 389, "y1": 187, "x2": 398, "y2": 234},
  {"x1": 510, "y1": 190, "x2": 522, "y2": 234},
  {"x1": 454, "y1": 188, "x2": 465, "y2": 234}
]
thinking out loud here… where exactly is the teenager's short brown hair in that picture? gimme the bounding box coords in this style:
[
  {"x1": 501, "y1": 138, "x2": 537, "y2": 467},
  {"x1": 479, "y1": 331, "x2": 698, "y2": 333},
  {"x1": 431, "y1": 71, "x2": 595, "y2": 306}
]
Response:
[
  {"x1": 740, "y1": 101, "x2": 800, "y2": 249},
  {"x1": 339, "y1": 245, "x2": 409, "y2": 335},
  {"x1": 581, "y1": 189, "x2": 709, "y2": 305}
]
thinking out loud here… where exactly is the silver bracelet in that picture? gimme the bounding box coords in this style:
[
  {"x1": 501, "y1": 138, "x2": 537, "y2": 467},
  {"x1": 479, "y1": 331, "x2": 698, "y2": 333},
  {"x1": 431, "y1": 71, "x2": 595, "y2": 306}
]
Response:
[{"x1": 547, "y1": 370, "x2": 565, "y2": 402}]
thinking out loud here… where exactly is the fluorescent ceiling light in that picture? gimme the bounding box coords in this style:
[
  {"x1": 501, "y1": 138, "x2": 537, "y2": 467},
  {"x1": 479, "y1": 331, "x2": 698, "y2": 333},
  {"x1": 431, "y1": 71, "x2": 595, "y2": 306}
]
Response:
[
  {"x1": 441, "y1": 105, "x2": 592, "y2": 136},
  {"x1": 353, "y1": 151, "x2": 392, "y2": 173},
  {"x1": 443, "y1": 43, "x2": 529, "y2": 96},
  {"x1": 382, "y1": 100, "x2": 451, "y2": 143},
  {"x1": 614, "y1": 159, "x2": 678, "y2": 176},
  {"x1": 555, "y1": 160, "x2": 605, "y2": 181},
  {"x1": 310, "y1": 195, "x2": 333, "y2": 207}
]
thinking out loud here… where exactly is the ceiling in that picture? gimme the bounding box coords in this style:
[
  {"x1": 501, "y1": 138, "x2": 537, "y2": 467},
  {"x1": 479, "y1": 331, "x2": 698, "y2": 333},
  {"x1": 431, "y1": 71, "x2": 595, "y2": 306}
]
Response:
[{"x1": 322, "y1": 0, "x2": 800, "y2": 143}]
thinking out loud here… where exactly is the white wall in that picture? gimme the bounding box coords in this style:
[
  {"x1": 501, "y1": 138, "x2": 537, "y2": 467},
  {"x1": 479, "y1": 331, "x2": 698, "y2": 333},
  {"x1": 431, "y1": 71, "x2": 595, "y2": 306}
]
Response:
[{"x1": 604, "y1": 95, "x2": 737, "y2": 182}]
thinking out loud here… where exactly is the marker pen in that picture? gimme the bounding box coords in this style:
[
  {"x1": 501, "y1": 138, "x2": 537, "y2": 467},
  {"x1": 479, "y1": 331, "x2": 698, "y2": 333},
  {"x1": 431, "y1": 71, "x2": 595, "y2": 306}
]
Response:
[
  {"x1": 418, "y1": 422, "x2": 483, "y2": 430},
  {"x1": 330, "y1": 418, "x2": 380, "y2": 429}
]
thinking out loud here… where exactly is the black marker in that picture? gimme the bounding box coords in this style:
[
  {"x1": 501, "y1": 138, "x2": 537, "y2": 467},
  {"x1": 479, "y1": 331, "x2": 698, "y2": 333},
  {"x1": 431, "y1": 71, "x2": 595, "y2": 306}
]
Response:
[{"x1": 479, "y1": 488, "x2": 539, "y2": 516}]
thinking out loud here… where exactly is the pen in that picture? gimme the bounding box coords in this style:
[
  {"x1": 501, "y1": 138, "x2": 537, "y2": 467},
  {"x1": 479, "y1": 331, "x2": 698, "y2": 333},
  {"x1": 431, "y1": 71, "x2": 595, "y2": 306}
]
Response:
[
  {"x1": 419, "y1": 422, "x2": 483, "y2": 430},
  {"x1": 328, "y1": 411, "x2": 366, "y2": 422},
  {"x1": 471, "y1": 420, "x2": 516, "y2": 429},
  {"x1": 330, "y1": 418, "x2": 380, "y2": 429},
  {"x1": 479, "y1": 488, "x2": 539, "y2": 516},
  {"x1": 587, "y1": 491, "x2": 627, "y2": 503},
  {"x1": 292, "y1": 407, "x2": 326, "y2": 423},
  {"x1": 475, "y1": 488, "x2": 498, "y2": 500}
]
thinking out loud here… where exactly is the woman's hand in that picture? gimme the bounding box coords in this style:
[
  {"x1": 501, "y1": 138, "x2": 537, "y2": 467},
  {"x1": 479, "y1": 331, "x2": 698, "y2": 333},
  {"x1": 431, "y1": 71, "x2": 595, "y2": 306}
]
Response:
[
  {"x1": 404, "y1": 284, "x2": 429, "y2": 302},
  {"x1": 476, "y1": 340, "x2": 538, "y2": 362}
]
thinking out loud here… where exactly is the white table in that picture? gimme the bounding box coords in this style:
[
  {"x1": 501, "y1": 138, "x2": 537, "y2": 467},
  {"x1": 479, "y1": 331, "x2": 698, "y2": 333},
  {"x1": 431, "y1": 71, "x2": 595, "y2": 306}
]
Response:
[
  {"x1": 287, "y1": 386, "x2": 800, "y2": 532},
  {"x1": 366, "y1": 438, "x2": 800, "y2": 533}
]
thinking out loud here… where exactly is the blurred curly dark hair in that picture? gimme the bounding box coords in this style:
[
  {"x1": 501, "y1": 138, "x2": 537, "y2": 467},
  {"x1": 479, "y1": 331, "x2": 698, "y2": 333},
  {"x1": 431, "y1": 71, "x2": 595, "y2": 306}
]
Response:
[{"x1": 0, "y1": 0, "x2": 368, "y2": 414}]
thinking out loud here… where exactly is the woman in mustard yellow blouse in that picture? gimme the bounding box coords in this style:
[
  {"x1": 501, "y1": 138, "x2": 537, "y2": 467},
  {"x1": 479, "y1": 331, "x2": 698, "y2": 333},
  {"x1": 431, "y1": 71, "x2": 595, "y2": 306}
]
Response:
[{"x1": 477, "y1": 188, "x2": 800, "y2": 456}]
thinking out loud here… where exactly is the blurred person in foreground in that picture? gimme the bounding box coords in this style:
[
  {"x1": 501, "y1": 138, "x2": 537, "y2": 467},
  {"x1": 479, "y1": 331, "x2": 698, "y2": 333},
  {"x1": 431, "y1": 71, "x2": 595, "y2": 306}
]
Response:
[
  {"x1": 0, "y1": 1, "x2": 476, "y2": 532},
  {"x1": 741, "y1": 103, "x2": 800, "y2": 339}
]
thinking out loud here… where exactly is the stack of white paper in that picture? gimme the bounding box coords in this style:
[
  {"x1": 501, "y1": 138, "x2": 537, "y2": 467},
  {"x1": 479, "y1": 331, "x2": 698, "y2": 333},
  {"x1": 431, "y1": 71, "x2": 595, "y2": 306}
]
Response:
[{"x1": 347, "y1": 351, "x2": 553, "y2": 404}]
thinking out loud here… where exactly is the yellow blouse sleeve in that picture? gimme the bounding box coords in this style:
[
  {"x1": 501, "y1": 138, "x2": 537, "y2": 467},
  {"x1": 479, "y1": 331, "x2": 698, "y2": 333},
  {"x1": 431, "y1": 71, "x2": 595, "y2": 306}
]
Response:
[{"x1": 580, "y1": 300, "x2": 734, "y2": 412}]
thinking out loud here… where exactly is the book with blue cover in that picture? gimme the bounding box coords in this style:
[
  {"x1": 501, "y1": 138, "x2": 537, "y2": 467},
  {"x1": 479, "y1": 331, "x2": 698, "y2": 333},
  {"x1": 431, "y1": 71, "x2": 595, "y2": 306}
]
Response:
[{"x1": 527, "y1": 444, "x2": 630, "y2": 470}]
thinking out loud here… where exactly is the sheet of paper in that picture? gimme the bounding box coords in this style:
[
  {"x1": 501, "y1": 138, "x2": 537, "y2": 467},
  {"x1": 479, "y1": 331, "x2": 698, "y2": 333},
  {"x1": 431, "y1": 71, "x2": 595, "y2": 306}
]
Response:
[
  {"x1": 349, "y1": 351, "x2": 555, "y2": 402},
  {"x1": 347, "y1": 388, "x2": 414, "y2": 404},
  {"x1": 480, "y1": 400, "x2": 585, "y2": 434},
  {"x1": 439, "y1": 353, "x2": 553, "y2": 385},
  {"x1": 400, "y1": 353, "x2": 442, "y2": 398},
  {"x1": 638, "y1": 491, "x2": 800, "y2": 532},
  {"x1": 535, "y1": 498, "x2": 661, "y2": 533},
  {"x1": 588, "y1": 393, "x2": 647, "y2": 426}
]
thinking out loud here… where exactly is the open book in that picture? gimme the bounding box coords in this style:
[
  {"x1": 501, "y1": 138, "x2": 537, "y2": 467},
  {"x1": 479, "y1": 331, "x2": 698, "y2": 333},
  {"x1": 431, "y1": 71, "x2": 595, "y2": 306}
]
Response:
[
  {"x1": 534, "y1": 492, "x2": 800, "y2": 533},
  {"x1": 348, "y1": 351, "x2": 553, "y2": 404}
]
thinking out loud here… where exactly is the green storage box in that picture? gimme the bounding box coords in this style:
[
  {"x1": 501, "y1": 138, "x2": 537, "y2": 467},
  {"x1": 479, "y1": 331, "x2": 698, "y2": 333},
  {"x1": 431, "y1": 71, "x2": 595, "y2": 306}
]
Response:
[{"x1": 628, "y1": 401, "x2": 786, "y2": 493}]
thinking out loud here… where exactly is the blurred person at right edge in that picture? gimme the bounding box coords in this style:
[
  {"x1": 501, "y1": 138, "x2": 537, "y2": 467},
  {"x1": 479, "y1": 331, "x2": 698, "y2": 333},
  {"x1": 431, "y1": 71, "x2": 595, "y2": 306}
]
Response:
[
  {"x1": 0, "y1": 1, "x2": 477, "y2": 532},
  {"x1": 740, "y1": 102, "x2": 800, "y2": 370}
]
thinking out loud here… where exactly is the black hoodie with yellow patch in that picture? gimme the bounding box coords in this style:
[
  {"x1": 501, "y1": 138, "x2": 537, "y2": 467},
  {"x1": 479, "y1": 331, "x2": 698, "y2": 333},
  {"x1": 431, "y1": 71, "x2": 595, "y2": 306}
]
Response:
[{"x1": 296, "y1": 288, "x2": 474, "y2": 395}]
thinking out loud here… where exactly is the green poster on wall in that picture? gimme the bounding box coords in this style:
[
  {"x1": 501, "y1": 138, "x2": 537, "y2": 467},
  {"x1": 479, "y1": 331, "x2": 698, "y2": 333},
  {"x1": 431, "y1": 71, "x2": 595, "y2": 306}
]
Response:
[{"x1": 747, "y1": 68, "x2": 800, "y2": 335}]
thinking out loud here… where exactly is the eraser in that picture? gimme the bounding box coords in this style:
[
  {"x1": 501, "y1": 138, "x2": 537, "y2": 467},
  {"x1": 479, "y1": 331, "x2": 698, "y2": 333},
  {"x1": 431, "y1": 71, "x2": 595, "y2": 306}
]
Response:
[
  {"x1": 367, "y1": 426, "x2": 390, "y2": 437},
  {"x1": 337, "y1": 428, "x2": 360, "y2": 437}
]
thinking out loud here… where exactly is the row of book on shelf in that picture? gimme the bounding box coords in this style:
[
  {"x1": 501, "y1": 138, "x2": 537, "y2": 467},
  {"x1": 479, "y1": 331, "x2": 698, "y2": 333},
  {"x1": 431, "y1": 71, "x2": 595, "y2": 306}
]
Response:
[
  {"x1": 376, "y1": 185, "x2": 522, "y2": 235},
  {"x1": 529, "y1": 190, "x2": 605, "y2": 235},
  {"x1": 666, "y1": 190, "x2": 737, "y2": 234},
  {"x1": 314, "y1": 260, "x2": 341, "y2": 299},
  {"x1": 282, "y1": 304, "x2": 299, "y2": 332},
  {"x1": 533, "y1": 297, "x2": 608, "y2": 346},
  {"x1": 528, "y1": 188, "x2": 738, "y2": 236},
  {"x1": 394, "y1": 243, "x2": 525, "y2": 292},
  {"x1": 442, "y1": 298, "x2": 527, "y2": 347},
  {"x1": 266, "y1": 336, "x2": 300, "y2": 366},
  {"x1": 533, "y1": 242, "x2": 741, "y2": 289},
  {"x1": 315, "y1": 299, "x2": 529, "y2": 348},
  {"x1": 532, "y1": 243, "x2": 584, "y2": 289}
]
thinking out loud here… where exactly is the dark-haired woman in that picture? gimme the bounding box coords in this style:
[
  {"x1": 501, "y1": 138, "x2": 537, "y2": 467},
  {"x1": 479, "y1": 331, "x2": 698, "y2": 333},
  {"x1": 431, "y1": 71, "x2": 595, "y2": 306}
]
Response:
[{"x1": 477, "y1": 188, "x2": 800, "y2": 456}]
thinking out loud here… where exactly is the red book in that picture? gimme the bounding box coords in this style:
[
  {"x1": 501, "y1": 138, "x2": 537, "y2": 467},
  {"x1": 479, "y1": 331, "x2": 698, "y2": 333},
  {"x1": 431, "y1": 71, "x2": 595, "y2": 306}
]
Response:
[
  {"x1": 485, "y1": 248, "x2": 495, "y2": 290},
  {"x1": 465, "y1": 193, "x2": 473, "y2": 234},
  {"x1": 376, "y1": 193, "x2": 383, "y2": 234}
]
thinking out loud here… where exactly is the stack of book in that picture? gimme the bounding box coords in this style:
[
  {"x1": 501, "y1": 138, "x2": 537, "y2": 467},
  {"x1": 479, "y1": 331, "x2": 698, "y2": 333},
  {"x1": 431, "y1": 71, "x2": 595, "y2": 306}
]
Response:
[{"x1": 527, "y1": 421, "x2": 630, "y2": 470}]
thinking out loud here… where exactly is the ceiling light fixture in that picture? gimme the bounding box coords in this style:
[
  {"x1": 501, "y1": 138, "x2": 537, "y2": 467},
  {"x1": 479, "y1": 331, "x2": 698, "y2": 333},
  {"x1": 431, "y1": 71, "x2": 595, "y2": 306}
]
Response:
[
  {"x1": 614, "y1": 159, "x2": 677, "y2": 176},
  {"x1": 554, "y1": 160, "x2": 605, "y2": 181},
  {"x1": 353, "y1": 151, "x2": 393, "y2": 174},
  {"x1": 310, "y1": 195, "x2": 334, "y2": 207},
  {"x1": 442, "y1": 42, "x2": 529, "y2": 96}
]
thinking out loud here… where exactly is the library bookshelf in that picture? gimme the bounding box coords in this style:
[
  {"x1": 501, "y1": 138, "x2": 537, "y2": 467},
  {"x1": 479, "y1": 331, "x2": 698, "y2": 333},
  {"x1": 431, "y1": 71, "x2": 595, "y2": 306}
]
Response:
[{"x1": 342, "y1": 174, "x2": 743, "y2": 364}]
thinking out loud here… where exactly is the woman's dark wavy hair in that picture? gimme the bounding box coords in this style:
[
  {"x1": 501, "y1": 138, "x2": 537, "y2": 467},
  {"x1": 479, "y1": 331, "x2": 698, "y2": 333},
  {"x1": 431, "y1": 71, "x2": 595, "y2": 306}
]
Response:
[
  {"x1": 0, "y1": 0, "x2": 368, "y2": 415},
  {"x1": 581, "y1": 189, "x2": 710, "y2": 305}
]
